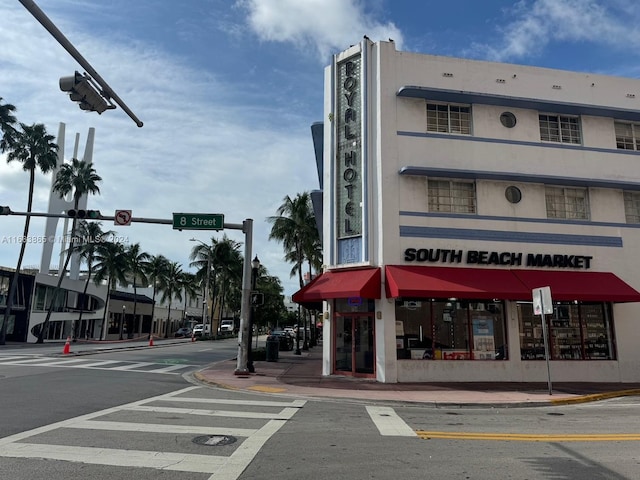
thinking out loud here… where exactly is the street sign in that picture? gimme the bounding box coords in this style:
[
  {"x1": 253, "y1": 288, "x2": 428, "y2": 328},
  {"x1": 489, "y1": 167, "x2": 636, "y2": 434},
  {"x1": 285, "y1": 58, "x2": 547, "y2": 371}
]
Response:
[
  {"x1": 114, "y1": 210, "x2": 132, "y2": 226},
  {"x1": 172, "y1": 213, "x2": 224, "y2": 230},
  {"x1": 532, "y1": 286, "x2": 553, "y2": 315}
]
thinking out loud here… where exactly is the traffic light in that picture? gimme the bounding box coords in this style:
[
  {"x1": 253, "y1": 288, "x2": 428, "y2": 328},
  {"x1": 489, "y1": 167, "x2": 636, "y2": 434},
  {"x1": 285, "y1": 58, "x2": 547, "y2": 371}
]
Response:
[
  {"x1": 67, "y1": 209, "x2": 101, "y2": 219},
  {"x1": 251, "y1": 292, "x2": 264, "y2": 306},
  {"x1": 59, "y1": 71, "x2": 115, "y2": 114},
  {"x1": 0, "y1": 206, "x2": 11, "y2": 215}
]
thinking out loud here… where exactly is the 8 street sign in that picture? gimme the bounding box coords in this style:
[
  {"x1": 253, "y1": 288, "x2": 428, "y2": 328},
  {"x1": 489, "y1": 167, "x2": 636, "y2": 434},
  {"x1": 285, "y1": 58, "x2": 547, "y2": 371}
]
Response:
[{"x1": 172, "y1": 213, "x2": 224, "y2": 230}]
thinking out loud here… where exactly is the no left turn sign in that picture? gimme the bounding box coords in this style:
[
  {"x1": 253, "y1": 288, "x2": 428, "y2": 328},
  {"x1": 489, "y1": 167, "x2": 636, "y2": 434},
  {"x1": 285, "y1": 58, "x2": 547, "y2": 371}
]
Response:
[{"x1": 114, "y1": 210, "x2": 132, "y2": 226}]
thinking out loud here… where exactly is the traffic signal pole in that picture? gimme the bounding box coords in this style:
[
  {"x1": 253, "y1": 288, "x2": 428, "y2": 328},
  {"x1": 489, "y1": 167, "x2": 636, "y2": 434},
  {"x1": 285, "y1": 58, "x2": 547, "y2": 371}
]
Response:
[{"x1": 2, "y1": 208, "x2": 254, "y2": 370}]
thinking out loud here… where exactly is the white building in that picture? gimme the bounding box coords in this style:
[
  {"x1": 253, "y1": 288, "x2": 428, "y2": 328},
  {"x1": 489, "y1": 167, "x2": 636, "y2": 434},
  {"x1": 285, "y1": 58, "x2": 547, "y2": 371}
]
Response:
[{"x1": 294, "y1": 40, "x2": 640, "y2": 384}]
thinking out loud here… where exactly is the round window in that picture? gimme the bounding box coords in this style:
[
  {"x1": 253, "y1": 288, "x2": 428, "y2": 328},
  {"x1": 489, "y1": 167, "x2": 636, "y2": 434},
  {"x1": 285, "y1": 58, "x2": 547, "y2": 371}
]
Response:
[
  {"x1": 500, "y1": 112, "x2": 517, "y2": 128},
  {"x1": 505, "y1": 186, "x2": 522, "y2": 204}
]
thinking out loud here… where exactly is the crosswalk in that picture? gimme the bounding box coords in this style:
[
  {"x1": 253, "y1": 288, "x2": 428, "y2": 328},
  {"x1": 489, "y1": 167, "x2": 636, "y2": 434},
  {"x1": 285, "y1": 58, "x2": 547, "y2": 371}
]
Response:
[
  {"x1": 0, "y1": 386, "x2": 306, "y2": 479},
  {"x1": 0, "y1": 354, "x2": 196, "y2": 375}
]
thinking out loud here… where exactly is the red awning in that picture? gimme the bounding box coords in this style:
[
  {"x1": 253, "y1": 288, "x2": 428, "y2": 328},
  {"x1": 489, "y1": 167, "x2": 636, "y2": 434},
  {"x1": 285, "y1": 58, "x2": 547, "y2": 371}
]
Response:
[
  {"x1": 292, "y1": 267, "x2": 381, "y2": 304},
  {"x1": 512, "y1": 270, "x2": 640, "y2": 302},
  {"x1": 385, "y1": 265, "x2": 530, "y2": 300}
]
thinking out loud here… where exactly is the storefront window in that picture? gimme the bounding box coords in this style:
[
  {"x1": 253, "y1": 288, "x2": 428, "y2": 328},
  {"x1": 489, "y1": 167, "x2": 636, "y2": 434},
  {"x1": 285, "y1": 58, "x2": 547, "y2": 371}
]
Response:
[
  {"x1": 517, "y1": 302, "x2": 615, "y2": 360},
  {"x1": 395, "y1": 299, "x2": 507, "y2": 360}
]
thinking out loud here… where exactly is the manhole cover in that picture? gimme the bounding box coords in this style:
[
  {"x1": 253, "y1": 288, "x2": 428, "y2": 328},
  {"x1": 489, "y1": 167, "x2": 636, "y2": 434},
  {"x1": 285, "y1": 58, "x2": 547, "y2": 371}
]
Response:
[{"x1": 193, "y1": 435, "x2": 237, "y2": 446}]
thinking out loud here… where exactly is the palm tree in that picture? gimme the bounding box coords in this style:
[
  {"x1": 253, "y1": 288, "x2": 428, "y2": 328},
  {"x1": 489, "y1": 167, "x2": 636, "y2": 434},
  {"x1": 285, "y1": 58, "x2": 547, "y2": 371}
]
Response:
[
  {"x1": 0, "y1": 97, "x2": 17, "y2": 152},
  {"x1": 1, "y1": 123, "x2": 58, "y2": 345},
  {"x1": 124, "y1": 243, "x2": 150, "y2": 338},
  {"x1": 268, "y1": 192, "x2": 321, "y2": 349},
  {"x1": 93, "y1": 241, "x2": 128, "y2": 339},
  {"x1": 189, "y1": 235, "x2": 243, "y2": 333},
  {"x1": 179, "y1": 272, "x2": 199, "y2": 328},
  {"x1": 159, "y1": 261, "x2": 183, "y2": 338},
  {"x1": 38, "y1": 158, "x2": 102, "y2": 343},
  {"x1": 73, "y1": 221, "x2": 114, "y2": 339},
  {"x1": 144, "y1": 254, "x2": 170, "y2": 337}
]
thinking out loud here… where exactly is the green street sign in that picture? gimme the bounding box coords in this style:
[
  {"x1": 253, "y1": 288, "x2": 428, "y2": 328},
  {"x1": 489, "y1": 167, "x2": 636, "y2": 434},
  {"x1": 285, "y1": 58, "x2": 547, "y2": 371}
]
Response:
[{"x1": 172, "y1": 213, "x2": 224, "y2": 230}]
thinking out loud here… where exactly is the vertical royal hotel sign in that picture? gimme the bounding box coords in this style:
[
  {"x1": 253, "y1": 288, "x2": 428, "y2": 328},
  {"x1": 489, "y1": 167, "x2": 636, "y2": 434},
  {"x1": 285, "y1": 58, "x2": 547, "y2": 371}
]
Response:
[{"x1": 335, "y1": 52, "x2": 363, "y2": 264}]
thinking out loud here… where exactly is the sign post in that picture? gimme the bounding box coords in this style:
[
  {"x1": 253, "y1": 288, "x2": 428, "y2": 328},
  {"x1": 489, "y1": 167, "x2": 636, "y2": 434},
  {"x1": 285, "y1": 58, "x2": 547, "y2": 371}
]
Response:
[{"x1": 532, "y1": 286, "x2": 554, "y2": 395}]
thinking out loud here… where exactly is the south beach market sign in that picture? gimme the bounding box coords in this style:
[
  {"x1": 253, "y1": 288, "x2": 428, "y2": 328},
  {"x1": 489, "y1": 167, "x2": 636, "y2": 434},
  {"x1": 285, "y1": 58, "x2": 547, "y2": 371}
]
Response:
[{"x1": 404, "y1": 248, "x2": 593, "y2": 269}]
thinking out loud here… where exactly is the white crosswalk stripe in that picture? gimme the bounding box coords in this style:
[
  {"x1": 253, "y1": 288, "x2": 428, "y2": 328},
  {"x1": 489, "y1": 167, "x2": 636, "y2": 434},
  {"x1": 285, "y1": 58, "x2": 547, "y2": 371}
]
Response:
[
  {"x1": 0, "y1": 355, "x2": 195, "y2": 374},
  {"x1": 366, "y1": 406, "x2": 417, "y2": 436},
  {"x1": 0, "y1": 385, "x2": 306, "y2": 479}
]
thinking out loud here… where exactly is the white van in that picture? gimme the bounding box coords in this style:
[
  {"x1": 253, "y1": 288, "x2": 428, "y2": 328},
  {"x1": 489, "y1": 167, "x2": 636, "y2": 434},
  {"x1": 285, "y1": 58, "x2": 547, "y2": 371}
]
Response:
[
  {"x1": 192, "y1": 324, "x2": 210, "y2": 336},
  {"x1": 219, "y1": 319, "x2": 235, "y2": 333}
]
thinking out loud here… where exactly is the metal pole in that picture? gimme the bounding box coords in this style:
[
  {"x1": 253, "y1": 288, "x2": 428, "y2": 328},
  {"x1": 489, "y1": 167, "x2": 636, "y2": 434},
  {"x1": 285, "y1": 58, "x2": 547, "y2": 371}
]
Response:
[
  {"x1": 18, "y1": 0, "x2": 144, "y2": 127},
  {"x1": 540, "y1": 311, "x2": 553, "y2": 395},
  {"x1": 235, "y1": 219, "x2": 253, "y2": 375},
  {"x1": 247, "y1": 255, "x2": 259, "y2": 373}
]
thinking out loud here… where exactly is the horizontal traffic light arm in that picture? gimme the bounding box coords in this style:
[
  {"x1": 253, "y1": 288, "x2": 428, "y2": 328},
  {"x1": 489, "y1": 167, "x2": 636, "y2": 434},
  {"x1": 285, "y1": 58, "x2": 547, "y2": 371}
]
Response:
[{"x1": 0, "y1": 209, "x2": 245, "y2": 230}]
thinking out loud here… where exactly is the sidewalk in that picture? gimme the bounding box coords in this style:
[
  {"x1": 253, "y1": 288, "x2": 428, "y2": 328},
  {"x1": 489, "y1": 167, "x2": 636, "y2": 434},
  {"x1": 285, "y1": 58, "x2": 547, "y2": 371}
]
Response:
[{"x1": 194, "y1": 348, "x2": 640, "y2": 407}]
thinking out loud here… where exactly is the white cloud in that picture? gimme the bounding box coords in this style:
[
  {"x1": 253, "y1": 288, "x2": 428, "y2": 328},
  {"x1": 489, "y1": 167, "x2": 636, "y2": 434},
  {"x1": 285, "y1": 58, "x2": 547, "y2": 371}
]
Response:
[
  {"x1": 0, "y1": 1, "x2": 322, "y2": 296},
  {"x1": 470, "y1": 0, "x2": 640, "y2": 62},
  {"x1": 237, "y1": 0, "x2": 403, "y2": 60}
]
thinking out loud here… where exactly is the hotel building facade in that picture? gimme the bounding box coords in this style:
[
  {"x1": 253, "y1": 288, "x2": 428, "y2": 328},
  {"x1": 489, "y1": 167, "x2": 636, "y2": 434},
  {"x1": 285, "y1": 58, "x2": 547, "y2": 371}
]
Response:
[{"x1": 294, "y1": 40, "x2": 640, "y2": 384}]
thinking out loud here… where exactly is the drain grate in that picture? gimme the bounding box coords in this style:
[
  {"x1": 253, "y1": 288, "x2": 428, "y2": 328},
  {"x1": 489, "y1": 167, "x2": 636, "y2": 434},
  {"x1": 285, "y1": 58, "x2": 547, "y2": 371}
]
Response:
[{"x1": 193, "y1": 435, "x2": 237, "y2": 446}]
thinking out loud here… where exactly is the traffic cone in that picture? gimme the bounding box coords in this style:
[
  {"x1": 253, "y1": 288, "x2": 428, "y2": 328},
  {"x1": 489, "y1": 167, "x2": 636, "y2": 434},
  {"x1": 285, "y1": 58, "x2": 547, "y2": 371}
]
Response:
[
  {"x1": 191, "y1": 333, "x2": 196, "y2": 342},
  {"x1": 62, "y1": 336, "x2": 71, "y2": 355},
  {"x1": 149, "y1": 335, "x2": 154, "y2": 347}
]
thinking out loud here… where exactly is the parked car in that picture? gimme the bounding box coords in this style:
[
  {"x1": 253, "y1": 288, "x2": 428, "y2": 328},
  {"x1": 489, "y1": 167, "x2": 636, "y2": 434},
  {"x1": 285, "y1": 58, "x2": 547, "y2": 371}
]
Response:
[
  {"x1": 269, "y1": 329, "x2": 294, "y2": 351},
  {"x1": 174, "y1": 327, "x2": 192, "y2": 338}
]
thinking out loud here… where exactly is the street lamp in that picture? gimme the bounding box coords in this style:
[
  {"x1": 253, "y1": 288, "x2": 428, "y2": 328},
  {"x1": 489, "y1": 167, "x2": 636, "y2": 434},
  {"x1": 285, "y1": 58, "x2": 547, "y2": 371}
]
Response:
[
  {"x1": 190, "y1": 238, "x2": 212, "y2": 337},
  {"x1": 119, "y1": 305, "x2": 126, "y2": 340},
  {"x1": 247, "y1": 255, "x2": 260, "y2": 373}
]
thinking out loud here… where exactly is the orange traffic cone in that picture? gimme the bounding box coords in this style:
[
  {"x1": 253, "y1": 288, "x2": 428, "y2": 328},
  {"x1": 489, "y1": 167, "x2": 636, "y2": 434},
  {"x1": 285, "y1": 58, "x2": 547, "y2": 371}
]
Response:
[
  {"x1": 191, "y1": 333, "x2": 196, "y2": 342},
  {"x1": 149, "y1": 335, "x2": 154, "y2": 347},
  {"x1": 62, "y1": 336, "x2": 71, "y2": 355}
]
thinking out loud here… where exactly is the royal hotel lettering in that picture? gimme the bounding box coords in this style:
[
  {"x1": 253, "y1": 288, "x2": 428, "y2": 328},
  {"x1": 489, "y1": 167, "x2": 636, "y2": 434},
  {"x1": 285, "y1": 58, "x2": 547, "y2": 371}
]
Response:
[
  {"x1": 404, "y1": 248, "x2": 593, "y2": 269},
  {"x1": 336, "y1": 55, "x2": 362, "y2": 238}
]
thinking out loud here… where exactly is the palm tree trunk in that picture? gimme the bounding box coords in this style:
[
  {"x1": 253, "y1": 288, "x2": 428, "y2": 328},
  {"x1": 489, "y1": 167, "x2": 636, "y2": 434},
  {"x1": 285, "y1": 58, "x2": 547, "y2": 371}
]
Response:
[
  {"x1": 165, "y1": 302, "x2": 172, "y2": 338},
  {"x1": 130, "y1": 282, "x2": 137, "y2": 339},
  {"x1": 38, "y1": 217, "x2": 78, "y2": 343},
  {"x1": 1, "y1": 170, "x2": 35, "y2": 344},
  {"x1": 76, "y1": 269, "x2": 91, "y2": 340}
]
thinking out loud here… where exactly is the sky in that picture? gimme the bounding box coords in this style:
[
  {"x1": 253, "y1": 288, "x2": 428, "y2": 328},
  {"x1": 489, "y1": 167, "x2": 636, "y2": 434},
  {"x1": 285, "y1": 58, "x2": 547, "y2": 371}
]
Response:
[{"x1": 2, "y1": 0, "x2": 640, "y2": 297}]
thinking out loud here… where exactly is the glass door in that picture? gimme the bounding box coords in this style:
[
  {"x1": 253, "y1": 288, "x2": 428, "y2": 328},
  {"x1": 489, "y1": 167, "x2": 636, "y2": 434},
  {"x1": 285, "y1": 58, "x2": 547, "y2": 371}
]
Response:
[{"x1": 334, "y1": 313, "x2": 375, "y2": 377}]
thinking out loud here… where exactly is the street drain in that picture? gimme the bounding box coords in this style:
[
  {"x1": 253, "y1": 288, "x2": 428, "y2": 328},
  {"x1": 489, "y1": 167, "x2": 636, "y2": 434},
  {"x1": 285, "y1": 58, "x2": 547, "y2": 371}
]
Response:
[{"x1": 193, "y1": 435, "x2": 237, "y2": 446}]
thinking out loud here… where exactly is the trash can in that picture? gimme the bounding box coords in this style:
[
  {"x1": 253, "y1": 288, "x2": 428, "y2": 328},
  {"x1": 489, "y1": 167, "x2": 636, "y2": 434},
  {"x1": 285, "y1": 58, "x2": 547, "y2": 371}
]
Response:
[{"x1": 266, "y1": 336, "x2": 279, "y2": 362}]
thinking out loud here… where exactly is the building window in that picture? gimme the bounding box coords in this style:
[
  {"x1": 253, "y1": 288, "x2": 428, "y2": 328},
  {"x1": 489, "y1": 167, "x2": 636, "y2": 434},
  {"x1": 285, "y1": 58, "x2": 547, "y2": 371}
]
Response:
[
  {"x1": 518, "y1": 302, "x2": 615, "y2": 360},
  {"x1": 615, "y1": 122, "x2": 640, "y2": 150},
  {"x1": 426, "y1": 103, "x2": 471, "y2": 134},
  {"x1": 395, "y1": 300, "x2": 507, "y2": 361},
  {"x1": 623, "y1": 191, "x2": 640, "y2": 223},
  {"x1": 428, "y1": 180, "x2": 476, "y2": 214},
  {"x1": 545, "y1": 186, "x2": 589, "y2": 220},
  {"x1": 539, "y1": 114, "x2": 581, "y2": 144}
]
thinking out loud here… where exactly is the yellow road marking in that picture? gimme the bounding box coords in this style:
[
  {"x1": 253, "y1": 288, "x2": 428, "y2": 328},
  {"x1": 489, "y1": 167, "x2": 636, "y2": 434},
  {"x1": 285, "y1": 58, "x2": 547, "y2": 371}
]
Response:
[
  {"x1": 416, "y1": 431, "x2": 640, "y2": 442},
  {"x1": 248, "y1": 386, "x2": 287, "y2": 393}
]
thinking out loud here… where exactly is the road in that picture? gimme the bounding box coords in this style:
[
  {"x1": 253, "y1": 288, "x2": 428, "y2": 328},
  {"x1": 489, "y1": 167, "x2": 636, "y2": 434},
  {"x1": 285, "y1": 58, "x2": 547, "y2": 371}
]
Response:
[{"x1": 1, "y1": 340, "x2": 640, "y2": 479}]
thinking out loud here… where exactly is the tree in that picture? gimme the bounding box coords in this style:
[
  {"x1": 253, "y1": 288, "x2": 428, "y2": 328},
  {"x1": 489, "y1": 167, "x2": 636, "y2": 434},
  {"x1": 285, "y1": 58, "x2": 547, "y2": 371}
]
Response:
[
  {"x1": 268, "y1": 192, "x2": 321, "y2": 349},
  {"x1": 38, "y1": 158, "x2": 102, "y2": 343},
  {"x1": 93, "y1": 241, "x2": 128, "y2": 339},
  {"x1": 1, "y1": 123, "x2": 58, "y2": 345},
  {"x1": 179, "y1": 272, "x2": 199, "y2": 328},
  {"x1": 72, "y1": 221, "x2": 114, "y2": 339},
  {"x1": 124, "y1": 243, "x2": 150, "y2": 338},
  {"x1": 144, "y1": 254, "x2": 170, "y2": 337},
  {"x1": 158, "y1": 261, "x2": 183, "y2": 338},
  {"x1": 0, "y1": 97, "x2": 17, "y2": 152}
]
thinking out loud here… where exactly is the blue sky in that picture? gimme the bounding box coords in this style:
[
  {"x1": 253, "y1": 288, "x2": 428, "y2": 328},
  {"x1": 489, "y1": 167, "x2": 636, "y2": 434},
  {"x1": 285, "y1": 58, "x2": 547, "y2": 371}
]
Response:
[{"x1": 1, "y1": 0, "x2": 640, "y2": 297}]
